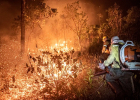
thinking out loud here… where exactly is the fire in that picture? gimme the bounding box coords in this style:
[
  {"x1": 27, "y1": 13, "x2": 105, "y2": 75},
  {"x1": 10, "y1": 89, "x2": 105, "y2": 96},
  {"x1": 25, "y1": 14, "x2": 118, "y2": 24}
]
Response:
[{"x1": 0, "y1": 41, "x2": 83, "y2": 99}]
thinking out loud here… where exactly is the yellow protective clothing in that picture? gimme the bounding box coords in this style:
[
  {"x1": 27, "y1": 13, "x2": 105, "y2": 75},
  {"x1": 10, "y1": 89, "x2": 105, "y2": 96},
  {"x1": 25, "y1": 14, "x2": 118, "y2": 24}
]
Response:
[{"x1": 104, "y1": 44, "x2": 120, "y2": 68}]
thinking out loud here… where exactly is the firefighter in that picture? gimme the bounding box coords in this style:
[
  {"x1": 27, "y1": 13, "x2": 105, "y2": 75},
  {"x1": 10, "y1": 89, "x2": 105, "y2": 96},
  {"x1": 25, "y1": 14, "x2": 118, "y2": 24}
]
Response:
[
  {"x1": 100, "y1": 36, "x2": 133, "y2": 100},
  {"x1": 99, "y1": 36, "x2": 110, "y2": 64},
  {"x1": 95, "y1": 36, "x2": 111, "y2": 74},
  {"x1": 102, "y1": 36, "x2": 110, "y2": 54}
]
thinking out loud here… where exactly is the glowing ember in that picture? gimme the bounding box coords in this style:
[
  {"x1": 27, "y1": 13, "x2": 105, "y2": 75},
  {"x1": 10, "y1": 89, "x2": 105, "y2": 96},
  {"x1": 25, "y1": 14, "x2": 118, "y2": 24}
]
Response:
[{"x1": 0, "y1": 40, "x2": 84, "y2": 99}]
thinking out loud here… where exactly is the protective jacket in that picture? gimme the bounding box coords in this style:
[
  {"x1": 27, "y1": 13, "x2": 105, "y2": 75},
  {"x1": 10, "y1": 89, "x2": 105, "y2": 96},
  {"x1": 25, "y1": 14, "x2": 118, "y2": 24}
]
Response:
[
  {"x1": 104, "y1": 44, "x2": 120, "y2": 68},
  {"x1": 102, "y1": 40, "x2": 110, "y2": 54},
  {"x1": 101, "y1": 38, "x2": 133, "y2": 99}
]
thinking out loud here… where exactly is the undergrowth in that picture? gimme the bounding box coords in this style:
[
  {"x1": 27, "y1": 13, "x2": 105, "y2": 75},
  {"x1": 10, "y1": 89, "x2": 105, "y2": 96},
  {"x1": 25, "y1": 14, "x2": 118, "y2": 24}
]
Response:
[{"x1": 0, "y1": 41, "x2": 139, "y2": 100}]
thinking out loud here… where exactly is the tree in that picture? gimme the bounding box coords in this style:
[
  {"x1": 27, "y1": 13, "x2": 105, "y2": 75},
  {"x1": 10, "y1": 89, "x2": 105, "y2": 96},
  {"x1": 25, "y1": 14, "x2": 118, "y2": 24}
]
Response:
[
  {"x1": 97, "y1": 13, "x2": 103, "y2": 26},
  {"x1": 21, "y1": 0, "x2": 25, "y2": 55},
  {"x1": 24, "y1": 0, "x2": 57, "y2": 29},
  {"x1": 13, "y1": 0, "x2": 57, "y2": 54},
  {"x1": 97, "y1": 23, "x2": 109, "y2": 38},
  {"x1": 106, "y1": 3, "x2": 123, "y2": 37},
  {"x1": 123, "y1": 6, "x2": 140, "y2": 44},
  {"x1": 86, "y1": 25, "x2": 100, "y2": 44},
  {"x1": 62, "y1": 1, "x2": 88, "y2": 51}
]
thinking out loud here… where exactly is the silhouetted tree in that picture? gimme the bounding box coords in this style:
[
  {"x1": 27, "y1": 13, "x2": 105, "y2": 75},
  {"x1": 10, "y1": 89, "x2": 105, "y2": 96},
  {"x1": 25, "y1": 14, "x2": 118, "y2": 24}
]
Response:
[
  {"x1": 106, "y1": 3, "x2": 123, "y2": 37},
  {"x1": 13, "y1": 0, "x2": 57, "y2": 54},
  {"x1": 21, "y1": 0, "x2": 25, "y2": 55},
  {"x1": 62, "y1": 1, "x2": 88, "y2": 52},
  {"x1": 123, "y1": 6, "x2": 140, "y2": 44}
]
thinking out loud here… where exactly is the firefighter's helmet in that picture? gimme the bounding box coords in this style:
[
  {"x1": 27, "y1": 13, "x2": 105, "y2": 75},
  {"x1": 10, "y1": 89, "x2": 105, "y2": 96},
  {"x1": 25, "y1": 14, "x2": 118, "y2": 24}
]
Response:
[
  {"x1": 102, "y1": 36, "x2": 108, "y2": 42},
  {"x1": 111, "y1": 36, "x2": 119, "y2": 44}
]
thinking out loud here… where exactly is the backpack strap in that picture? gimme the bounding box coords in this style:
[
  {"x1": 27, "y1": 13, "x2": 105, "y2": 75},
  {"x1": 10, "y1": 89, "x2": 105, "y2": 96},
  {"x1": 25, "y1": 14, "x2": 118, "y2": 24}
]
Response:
[
  {"x1": 114, "y1": 59, "x2": 123, "y2": 69},
  {"x1": 113, "y1": 43, "x2": 125, "y2": 69}
]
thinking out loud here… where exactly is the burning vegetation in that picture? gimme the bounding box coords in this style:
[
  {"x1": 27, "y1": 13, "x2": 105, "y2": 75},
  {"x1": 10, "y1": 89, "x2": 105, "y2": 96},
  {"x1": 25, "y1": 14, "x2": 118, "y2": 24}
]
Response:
[
  {"x1": 0, "y1": 0, "x2": 140, "y2": 100},
  {"x1": 0, "y1": 40, "x2": 104, "y2": 100}
]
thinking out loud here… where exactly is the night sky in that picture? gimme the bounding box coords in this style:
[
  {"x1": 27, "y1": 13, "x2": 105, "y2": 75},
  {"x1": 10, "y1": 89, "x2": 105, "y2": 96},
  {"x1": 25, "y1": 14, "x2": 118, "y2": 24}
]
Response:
[{"x1": 0, "y1": 0, "x2": 140, "y2": 37}]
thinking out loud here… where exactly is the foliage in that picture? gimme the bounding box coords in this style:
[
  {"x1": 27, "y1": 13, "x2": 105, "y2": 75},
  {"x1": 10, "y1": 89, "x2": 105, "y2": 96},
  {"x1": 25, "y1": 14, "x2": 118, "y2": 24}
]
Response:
[
  {"x1": 106, "y1": 3, "x2": 123, "y2": 37},
  {"x1": 12, "y1": 0, "x2": 58, "y2": 53},
  {"x1": 62, "y1": 1, "x2": 88, "y2": 51},
  {"x1": 98, "y1": 4, "x2": 140, "y2": 45},
  {"x1": 123, "y1": 6, "x2": 140, "y2": 44},
  {"x1": 88, "y1": 38, "x2": 103, "y2": 56},
  {"x1": 124, "y1": 6, "x2": 140, "y2": 24},
  {"x1": 98, "y1": 23, "x2": 110, "y2": 38},
  {"x1": 12, "y1": 0, "x2": 57, "y2": 31},
  {"x1": 2, "y1": 1, "x2": 140, "y2": 100},
  {"x1": 84, "y1": 69, "x2": 94, "y2": 88},
  {"x1": 26, "y1": 47, "x2": 85, "y2": 99},
  {"x1": 25, "y1": 0, "x2": 57, "y2": 29},
  {"x1": 86, "y1": 25, "x2": 100, "y2": 44}
]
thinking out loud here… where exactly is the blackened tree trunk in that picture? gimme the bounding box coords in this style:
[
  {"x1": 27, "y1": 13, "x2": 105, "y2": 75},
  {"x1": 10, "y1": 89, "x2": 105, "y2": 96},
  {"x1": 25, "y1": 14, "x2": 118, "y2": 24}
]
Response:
[{"x1": 21, "y1": 0, "x2": 25, "y2": 56}]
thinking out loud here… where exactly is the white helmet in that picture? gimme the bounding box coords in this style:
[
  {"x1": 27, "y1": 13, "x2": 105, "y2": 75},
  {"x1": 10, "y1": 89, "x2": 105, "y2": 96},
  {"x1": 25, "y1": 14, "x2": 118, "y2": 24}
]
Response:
[{"x1": 111, "y1": 36, "x2": 119, "y2": 44}]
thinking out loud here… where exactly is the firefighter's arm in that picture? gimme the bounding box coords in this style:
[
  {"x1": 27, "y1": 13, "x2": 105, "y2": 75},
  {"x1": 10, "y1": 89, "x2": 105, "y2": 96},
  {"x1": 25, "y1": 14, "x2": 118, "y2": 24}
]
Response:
[
  {"x1": 99, "y1": 50, "x2": 114, "y2": 70},
  {"x1": 102, "y1": 45, "x2": 107, "y2": 53},
  {"x1": 104, "y1": 52, "x2": 115, "y2": 67}
]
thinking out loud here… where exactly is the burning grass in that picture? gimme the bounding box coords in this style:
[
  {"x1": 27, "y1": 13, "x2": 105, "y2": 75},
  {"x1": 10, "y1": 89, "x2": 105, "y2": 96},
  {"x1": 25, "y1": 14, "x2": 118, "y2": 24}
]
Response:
[{"x1": 0, "y1": 41, "x2": 115, "y2": 100}]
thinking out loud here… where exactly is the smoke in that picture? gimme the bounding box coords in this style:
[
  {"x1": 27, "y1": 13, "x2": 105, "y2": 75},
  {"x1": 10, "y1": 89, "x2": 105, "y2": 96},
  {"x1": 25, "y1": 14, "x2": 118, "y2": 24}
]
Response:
[
  {"x1": 29, "y1": 0, "x2": 103, "y2": 51},
  {"x1": 34, "y1": 0, "x2": 100, "y2": 50},
  {"x1": 2, "y1": 0, "x2": 138, "y2": 50},
  {"x1": 0, "y1": 0, "x2": 104, "y2": 46},
  {"x1": 0, "y1": 0, "x2": 21, "y2": 44},
  {"x1": 45, "y1": 0, "x2": 99, "y2": 24}
]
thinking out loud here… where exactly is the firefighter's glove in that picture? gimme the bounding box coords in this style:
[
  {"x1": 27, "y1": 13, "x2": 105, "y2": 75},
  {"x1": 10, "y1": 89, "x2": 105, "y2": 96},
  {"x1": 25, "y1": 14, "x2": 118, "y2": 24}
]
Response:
[
  {"x1": 99, "y1": 58, "x2": 104, "y2": 63},
  {"x1": 105, "y1": 67, "x2": 109, "y2": 73},
  {"x1": 98, "y1": 63, "x2": 105, "y2": 70}
]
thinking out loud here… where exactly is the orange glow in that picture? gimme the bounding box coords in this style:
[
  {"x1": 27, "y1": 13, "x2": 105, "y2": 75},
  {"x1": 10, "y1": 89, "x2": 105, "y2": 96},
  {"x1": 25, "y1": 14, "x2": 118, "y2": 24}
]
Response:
[{"x1": 0, "y1": 40, "x2": 83, "y2": 99}]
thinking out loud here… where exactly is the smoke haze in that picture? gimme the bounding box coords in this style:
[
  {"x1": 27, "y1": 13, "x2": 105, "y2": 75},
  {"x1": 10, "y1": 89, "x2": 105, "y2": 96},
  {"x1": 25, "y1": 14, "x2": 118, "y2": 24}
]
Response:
[
  {"x1": 0, "y1": 0, "x2": 139, "y2": 46},
  {"x1": 0, "y1": 0, "x2": 20, "y2": 43}
]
